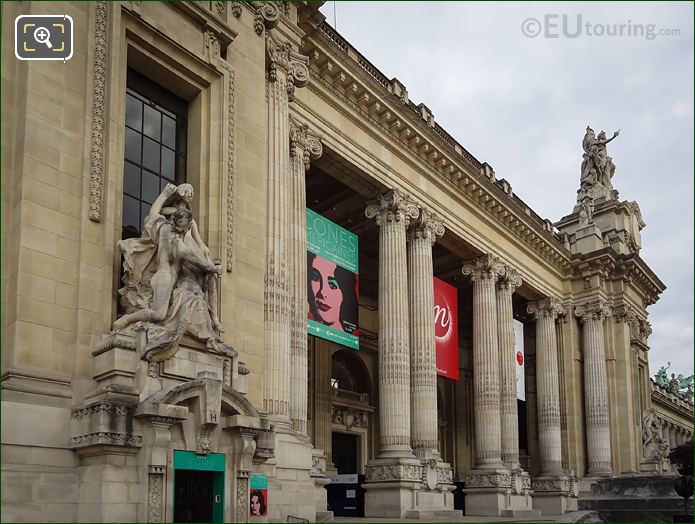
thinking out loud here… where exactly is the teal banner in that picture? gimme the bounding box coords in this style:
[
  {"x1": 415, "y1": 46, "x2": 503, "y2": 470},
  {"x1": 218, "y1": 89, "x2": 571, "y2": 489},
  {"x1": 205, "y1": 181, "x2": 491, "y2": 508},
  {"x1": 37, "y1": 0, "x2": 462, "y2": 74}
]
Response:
[
  {"x1": 306, "y1": 208, "x2": 359, "y2": 350},
  {"x1": 173, "y1": 450, "x2": 225, "y2": 471},
  {"x1": 250, "y1": 473, "x2": 267, "y2": 490}
]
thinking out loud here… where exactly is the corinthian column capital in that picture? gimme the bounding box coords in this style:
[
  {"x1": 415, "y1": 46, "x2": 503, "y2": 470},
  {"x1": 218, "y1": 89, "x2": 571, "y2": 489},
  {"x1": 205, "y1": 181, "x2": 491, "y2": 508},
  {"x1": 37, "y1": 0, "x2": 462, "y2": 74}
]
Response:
[
  {"x1": 527, "y1": 297, "x2": 565, "y2": 320},
  {"x1": 289, "y1": 117, "x2": 322, "y2": 170},
  {"x1": 498, "y1": 266, "x2": 522, "y2": 293},
  {"x1": 461, "y1": 253, "x2": 505, "y2": 283},
  {"x1": 407, "y1": 208, "x2": 445, "y2": 246},
  {"x1": 266, "y1": 32, "x2": 309, "y2": 100},
  {"x1": 575, "y1": 299, "x2": 612, "y2": 322},
  {"x1": 365, "y1": 189, "x2": 419, "y2": 228}
]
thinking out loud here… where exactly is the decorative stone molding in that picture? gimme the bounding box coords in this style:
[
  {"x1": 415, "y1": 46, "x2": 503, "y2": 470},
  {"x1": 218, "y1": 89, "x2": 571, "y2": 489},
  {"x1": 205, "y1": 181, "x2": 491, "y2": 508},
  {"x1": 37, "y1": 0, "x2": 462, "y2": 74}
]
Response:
[
  {"x1": 266, "y1": 32, "x2": 309, "y2": 101},
  {"x1": 147, "y1": 469, "x2": 164, "y2": 522},
  {"x1": 366, "y1": 463, "x2": 422, "y2": 482},
  {"x1": 311, "y1": 454, "x2": 327, "y2": 476},
  {"x1": 532, "y1": 476, "x2": 579, "y2": 496},
  {"x1": 575, "y1": 299, "x2": 612, "y2": 322},
  {"x1": 197, "y1": 423, "x2": 217, "y2": 455},
  {"x1": 254, "y1": 2, "x2": 280, "y2": 35},
  {"x1": 88, "y1": 0, "x2": 108, "y2": 222},
  {"x1": 230, "y1": 1, "x2": 242, "y2": 18},
  {"x1": 407, "y1": 207, "x2": 445, "y2": 246},
  {"x1": 71, "y1": 403, "x2": 129, "y2": 420},
  {"x1": 204, "y1": 29, "x2": 221, "y2": 62},
  {"x1": 70, "y1": 432, "x2": 143, "y2": 447},
  {"x1": 462, "y1": 472, "x2": 512, "y2": 488},
  {"x1": 364, "y1": 189, "x2": 419, "y2": 228},
  {"x1": 527, "y1": 297, "x2": 565, "y2": 319},
  {"x1": 289, "y1": 117, "x2": 323, "y2": 169},
  {"x1": 331, "y1": 405, "x2": 368, "y2": 429},
  {"x1": 236, "y1": 472, "x2": 249, "y2": 521},
  {"x1": 461, "y1": 253, "x2": 505, "y2": 282}
]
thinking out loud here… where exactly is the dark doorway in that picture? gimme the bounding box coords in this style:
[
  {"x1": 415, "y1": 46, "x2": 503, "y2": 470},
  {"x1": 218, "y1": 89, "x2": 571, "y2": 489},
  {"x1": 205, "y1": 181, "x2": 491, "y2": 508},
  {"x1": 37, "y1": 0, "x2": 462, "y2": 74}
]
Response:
[
  {"x1": 174, "y1": 470, "x2": 214, "y2": 523},
  {"x1": 332, "y1": 432, "x2": 359, "y2": 474}
]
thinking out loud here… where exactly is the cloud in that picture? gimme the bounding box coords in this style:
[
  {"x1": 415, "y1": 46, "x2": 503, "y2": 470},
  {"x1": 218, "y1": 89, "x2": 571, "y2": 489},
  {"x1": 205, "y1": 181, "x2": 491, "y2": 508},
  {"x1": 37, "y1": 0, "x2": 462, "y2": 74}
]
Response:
[{"x1": 321, "y1": 2, "x2": 694, "y2": 374}]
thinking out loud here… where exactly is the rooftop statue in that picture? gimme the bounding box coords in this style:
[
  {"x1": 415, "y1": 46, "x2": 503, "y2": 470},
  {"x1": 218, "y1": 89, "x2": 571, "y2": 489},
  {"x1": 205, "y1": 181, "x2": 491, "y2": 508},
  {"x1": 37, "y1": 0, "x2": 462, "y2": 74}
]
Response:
[
  {"x1": 577, "y1": 126, "x2": 620, "y2": 206},
  {"x1": 654, "y1": 362, "x2": 671, "y2": 389},
  {"x1": 113, "y1": 183, "x2": 234, "y2": 362}
]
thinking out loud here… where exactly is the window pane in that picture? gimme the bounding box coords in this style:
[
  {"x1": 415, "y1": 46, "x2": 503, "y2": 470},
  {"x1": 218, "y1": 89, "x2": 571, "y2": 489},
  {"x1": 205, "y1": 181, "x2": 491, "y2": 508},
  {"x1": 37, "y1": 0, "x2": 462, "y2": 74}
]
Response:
[
  {"x1": 125, "y1": 94, "x2": 142, "y2": 131},
  {"x1": 143, "y1": 105, "x2": 161, "y2": 141},
  {"x1": 125, "y1": 128, "x2": 141, "y2": 163},
  {"x1": 140, "y1": 202, "x2": 151, "y2": 230},
  {"x1": 123, "y1": 162, "x2": 140, "y2": 197},
  {"x1": 142, "y1": 137, "x2": 160, "y2": 172},
  {"x1": 142, "y1": 170, "x2": 160, "y2": 204},
  {"x1": 161, "y1": 147, "x2": 175, "y2": 180},
  {"x1": 122, "y1": 195, "x2": 140, "y2": 232},
  {"x1": 162, "y1": 115, "x2": 176, "y2": 148}
]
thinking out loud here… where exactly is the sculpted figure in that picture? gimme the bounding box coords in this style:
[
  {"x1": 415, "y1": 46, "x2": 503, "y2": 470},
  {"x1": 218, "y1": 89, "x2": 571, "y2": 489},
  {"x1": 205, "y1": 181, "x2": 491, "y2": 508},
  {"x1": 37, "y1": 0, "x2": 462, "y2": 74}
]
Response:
[
  {"x1": 642, "y1": 408, "x2": 669, "y2": 461},
  {"x1": 669, "y1": 373, "x2": 680, "y2": 395},
  {"x1": 578, "y1": 126, "x2": 620, "y2": 202},
  {"x1": 655, "y1": 363, "x2": 671, "y2": 389},
  {"x1": 114, "y1": 183, "x2": 233, "y2": 361}
]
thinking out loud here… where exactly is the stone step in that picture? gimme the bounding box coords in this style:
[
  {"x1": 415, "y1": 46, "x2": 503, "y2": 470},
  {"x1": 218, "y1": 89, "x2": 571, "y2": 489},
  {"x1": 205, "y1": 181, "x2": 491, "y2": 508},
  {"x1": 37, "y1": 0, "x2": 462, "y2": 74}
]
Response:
[{"x1": 501, "y1": 508, "x2": 543, "y2": 519}]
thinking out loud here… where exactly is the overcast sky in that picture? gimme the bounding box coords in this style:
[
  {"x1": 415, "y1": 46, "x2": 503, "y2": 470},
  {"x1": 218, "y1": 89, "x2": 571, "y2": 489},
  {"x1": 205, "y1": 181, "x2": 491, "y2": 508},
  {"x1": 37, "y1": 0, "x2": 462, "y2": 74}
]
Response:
[{"x1": 320, "y1": 2, "x2": 694, "y2": 376}]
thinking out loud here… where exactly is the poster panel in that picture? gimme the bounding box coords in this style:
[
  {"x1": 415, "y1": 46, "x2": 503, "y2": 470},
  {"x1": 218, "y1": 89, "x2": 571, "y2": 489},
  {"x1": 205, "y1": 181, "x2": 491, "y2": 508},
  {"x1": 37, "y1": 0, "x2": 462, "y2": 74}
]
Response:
[
  {"x1": 249, "y1": 473, "x2": 268, "y2": 516},
  {"x1": 514, "y1": 319, "x2": 525, "y2": 400},
  {"x1": 434, "y1": 277, "x2": 459, "y2": 380},
  {"x1": 306, "y1": 208, "x2": 359, "y2": 350}
]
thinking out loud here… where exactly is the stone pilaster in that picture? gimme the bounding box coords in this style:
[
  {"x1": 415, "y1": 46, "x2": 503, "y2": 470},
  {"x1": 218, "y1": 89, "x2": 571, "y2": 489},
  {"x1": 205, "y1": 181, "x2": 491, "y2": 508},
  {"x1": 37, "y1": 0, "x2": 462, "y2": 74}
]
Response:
[
  {"x1": 365, "y1": 189, "x2": 419, "y2": 458},
  {"x1": 312, "y1": 338, "x2": 335, "y2": 473},
  {"x1": 575, "y1": 299, "x2": 613, "y2": 476},
  {"x1": 497, "y1": 267, "x2": 522, "y2": 470},
  {"x1": 363, "y1": 190, "x2": 421, "y2": 519},
  {"x1": 288, "y1": 118, "x2": 322, "y2": 434},
  {"x1": 527, "y1": 297, "x2": 565, "y2": 475},
  {"x1": 407, "y1": 208, "x2": 445, "y2": 460},
  {"x1": 462, "y1": 254, "x2": 506, "y2": 469},
  {"x1": 262, "y1": 32, "x2": 310, "y2": 422}
]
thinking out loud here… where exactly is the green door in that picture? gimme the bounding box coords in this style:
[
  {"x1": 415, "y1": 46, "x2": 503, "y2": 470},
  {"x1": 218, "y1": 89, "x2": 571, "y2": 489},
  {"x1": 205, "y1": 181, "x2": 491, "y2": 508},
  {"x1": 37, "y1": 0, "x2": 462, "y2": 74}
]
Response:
[{"x1": 173, "y1": 450, "x2": 225, "y2": 523}]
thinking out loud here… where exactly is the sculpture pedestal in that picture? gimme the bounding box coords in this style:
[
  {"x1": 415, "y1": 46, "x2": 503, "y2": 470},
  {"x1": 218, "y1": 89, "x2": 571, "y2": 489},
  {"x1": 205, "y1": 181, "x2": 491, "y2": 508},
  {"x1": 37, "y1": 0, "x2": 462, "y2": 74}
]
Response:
[
  {"x1": 362, "y1": 456, "x2": 422, "y2": 518},
  {"x1": 463, "y1": 469, "x2": 539, "y2": 518},
  {"x1": 532, "y1": 475, "x2": 579, "y2": 515}
]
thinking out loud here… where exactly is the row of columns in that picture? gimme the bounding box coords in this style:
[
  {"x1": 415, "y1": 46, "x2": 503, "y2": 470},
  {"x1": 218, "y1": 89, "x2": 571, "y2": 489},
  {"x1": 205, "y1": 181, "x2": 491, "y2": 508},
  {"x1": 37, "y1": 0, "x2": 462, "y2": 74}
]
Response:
[
  {"x1": 364, "y1": 190, "x2": 446, "y2": 463},
  {"x1": 663, "y1": 420, "x2": 693, "y2": 450}
]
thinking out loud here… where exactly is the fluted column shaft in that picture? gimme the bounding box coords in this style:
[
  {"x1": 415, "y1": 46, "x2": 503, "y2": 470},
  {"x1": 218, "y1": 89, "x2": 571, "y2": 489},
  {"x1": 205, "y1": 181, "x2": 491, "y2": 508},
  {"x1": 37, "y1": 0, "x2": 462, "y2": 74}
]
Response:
[
  {"x1": 463, "y1": 255, "x2": 505, "y2": 469},
  {"x1": 262, "y1": 33, "x2": 309, "y2": 421},
  {"x1": 365, "y1": 190, "x2": 419, "y2": 456},
  {"x1": 407, "y1": 209, "x2": 445, "y2": 460},
  {"x1": 576, "y1": 300, "x2": 612, "y2": 475},
  {"x1": 528, "y1": 297, "x2": 565, "y2": 475},
  {"x1": 497, "y1": 269, "x2": 522, "y2": 470},
  {"x1": 288, "y1": 120, "x2": 322, "y2": 434},
  {"x1": 312, "y1": 338, "x2": 335, "y2": 469}
]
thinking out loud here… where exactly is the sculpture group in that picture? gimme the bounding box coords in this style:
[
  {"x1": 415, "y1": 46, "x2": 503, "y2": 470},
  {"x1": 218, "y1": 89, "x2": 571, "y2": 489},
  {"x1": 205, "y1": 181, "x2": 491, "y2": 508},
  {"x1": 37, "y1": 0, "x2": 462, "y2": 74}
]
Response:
[
  {"x1": 576, "y1": 126, "x2": 620, "y2": 223},
  {"x1": 113, "y1": 183, "x2": 234, "y2": 362}
]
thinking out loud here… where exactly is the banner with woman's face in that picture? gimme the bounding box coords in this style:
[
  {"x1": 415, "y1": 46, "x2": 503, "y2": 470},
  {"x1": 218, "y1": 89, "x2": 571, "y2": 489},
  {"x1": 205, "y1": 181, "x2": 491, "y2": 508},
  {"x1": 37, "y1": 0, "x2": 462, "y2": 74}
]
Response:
[{"x1": 306, "y1": 208, "x2": 359, "y2": 350}]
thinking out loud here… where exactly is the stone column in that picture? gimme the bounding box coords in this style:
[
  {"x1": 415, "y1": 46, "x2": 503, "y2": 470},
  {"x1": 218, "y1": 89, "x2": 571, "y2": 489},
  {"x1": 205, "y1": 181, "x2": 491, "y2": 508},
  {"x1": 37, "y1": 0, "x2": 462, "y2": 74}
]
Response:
[
  {"x1": 497, "y1": 267, "x2": 522, "y2": 470},
  {"x1": 575, "y1": 299, "x2": 613, "y2": 476},
  {"x1": 262, "y1": 32, "x2": 309, "y2": 422},
  {"x1": 363, "y1": 190, "x2": 422, "y2": 519},
  {"x1": 312, "y1": 338, "x2": 335, "y2": 472},
  {"x1": 407, "y1": 208, "x2": 445, "y2": 460},
  {"x1": 365, "y1": 189, "x2": 419, "y2": 457},
  {"x1": 288, "y1": 118, "x2": 322, "y2": 434},
  {"x1": 528, "y1": 297, "x2": 565, "y2": 475},
  {"x1": 462, "y1": 254, "x2": 505, "y2": 469}
]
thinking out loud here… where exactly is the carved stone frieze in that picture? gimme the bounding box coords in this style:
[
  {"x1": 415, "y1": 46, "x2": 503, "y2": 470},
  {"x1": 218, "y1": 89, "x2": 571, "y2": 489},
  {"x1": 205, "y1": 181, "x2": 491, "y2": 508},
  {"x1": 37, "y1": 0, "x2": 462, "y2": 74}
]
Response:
[
  {"x1": 462, "y1": 472, "x2": 512, "y2": 489},
  {"x1": 70, "y1": 432, "x2": 143, "y2": 448},
  {"x1": 366, "y1": 463, "x2": 422, "y2": 482},
  {"x1": 331, "y1": 405, "x2": 368, "y2": 429},
  {"x1": 147, "y1": 471, "x2": 163, "y2": 522}
]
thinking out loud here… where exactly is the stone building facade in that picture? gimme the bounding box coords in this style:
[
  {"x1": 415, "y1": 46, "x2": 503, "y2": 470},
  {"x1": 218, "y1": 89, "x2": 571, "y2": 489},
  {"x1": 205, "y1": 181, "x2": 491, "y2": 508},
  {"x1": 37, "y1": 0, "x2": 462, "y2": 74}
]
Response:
[{"x1": 1, "y1": 2, "x2": 692, "y2": 522}]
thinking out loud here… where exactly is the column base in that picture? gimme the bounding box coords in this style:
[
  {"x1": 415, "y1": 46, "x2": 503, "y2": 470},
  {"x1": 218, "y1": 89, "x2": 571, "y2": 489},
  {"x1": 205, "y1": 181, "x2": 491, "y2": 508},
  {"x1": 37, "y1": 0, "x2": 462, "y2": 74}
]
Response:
[
  {"x1": 532, "y1": 475, "x2": 579, "y2": 515},
  {"x1": 463, "y1": 468, "x2": 539, "y2": 517},
  {"x1": 362, "y1": 456, "x2": 422, "y2": 518}
]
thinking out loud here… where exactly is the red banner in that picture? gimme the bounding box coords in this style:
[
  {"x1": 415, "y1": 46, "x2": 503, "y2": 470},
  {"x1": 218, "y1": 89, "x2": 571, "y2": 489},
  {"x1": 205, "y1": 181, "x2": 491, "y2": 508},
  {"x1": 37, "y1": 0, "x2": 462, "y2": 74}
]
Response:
[{"x1": 434, "y1": 277, "x2": 459, "y2": 380}]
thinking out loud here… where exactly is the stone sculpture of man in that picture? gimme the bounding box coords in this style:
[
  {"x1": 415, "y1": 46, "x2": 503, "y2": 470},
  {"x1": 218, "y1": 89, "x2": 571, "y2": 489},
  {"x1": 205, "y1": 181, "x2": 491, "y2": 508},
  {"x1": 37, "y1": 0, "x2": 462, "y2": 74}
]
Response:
[{"x1": 114, "y1": 183, "x2": 233, "y2": 362}]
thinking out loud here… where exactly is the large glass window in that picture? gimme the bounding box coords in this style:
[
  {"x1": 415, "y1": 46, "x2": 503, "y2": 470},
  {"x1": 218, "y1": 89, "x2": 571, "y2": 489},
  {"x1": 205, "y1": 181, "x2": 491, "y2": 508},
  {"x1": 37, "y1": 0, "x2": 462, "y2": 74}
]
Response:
[{"x1": 122, "y1": 70, "x2": 187, "y2": 239}]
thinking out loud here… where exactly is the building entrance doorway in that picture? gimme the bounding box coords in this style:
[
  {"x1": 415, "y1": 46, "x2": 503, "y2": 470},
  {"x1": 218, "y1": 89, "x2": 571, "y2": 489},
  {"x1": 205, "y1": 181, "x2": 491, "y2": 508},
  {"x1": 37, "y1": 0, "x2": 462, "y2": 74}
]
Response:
[
  {"x1": 173, "y1": 450, "x2": 224, "y2": 523},
  {"x1": 174, "y1": 470, "x2": 214, "y2": 523},
  {"x1": 332, "y1": 432, "x2": 359, "y2": 474}
]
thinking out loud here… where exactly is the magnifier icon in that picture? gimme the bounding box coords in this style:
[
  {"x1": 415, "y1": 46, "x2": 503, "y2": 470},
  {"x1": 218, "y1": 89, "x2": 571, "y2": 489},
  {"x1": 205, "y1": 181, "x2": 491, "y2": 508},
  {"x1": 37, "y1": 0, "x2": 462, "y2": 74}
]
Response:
[{"x1": 33, "y1": 26, "x2": 53, "y2": 49}]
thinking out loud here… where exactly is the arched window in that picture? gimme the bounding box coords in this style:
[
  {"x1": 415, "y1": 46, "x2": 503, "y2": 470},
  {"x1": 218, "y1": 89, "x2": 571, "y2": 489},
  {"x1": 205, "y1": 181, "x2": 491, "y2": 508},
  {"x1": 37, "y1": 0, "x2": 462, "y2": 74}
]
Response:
[{"x1": 331, "y1": 350, "x2": 370, "y2": 397}]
